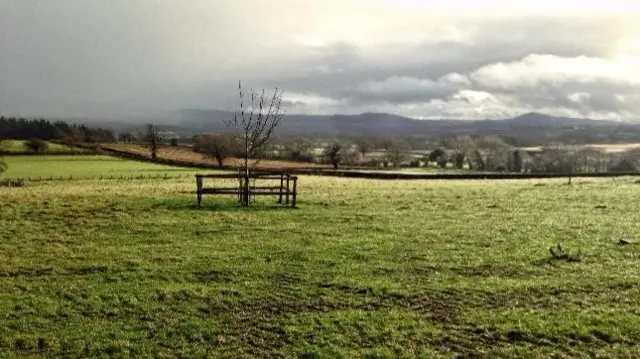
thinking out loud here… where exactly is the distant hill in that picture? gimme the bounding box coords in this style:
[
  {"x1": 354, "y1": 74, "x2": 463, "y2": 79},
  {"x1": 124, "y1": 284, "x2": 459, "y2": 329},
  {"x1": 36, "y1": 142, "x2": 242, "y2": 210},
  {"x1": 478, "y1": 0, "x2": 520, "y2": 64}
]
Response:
[
  {"x1": 83, "y1": 110, "x2": 640, "y2": 147},
  {"x1": 165, "y1": 109, "x2": 624, "y2": 135}
]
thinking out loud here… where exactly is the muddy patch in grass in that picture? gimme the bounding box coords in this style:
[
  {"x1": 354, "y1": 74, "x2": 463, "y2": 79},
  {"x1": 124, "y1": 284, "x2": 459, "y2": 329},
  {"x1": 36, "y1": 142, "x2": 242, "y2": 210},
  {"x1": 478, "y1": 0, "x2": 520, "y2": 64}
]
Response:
[
  {"x1": 0, "y1": 267, "x2": 53, "y2": 278},
  {"x1": 66, "y1": 265, "x2": 108, "y2": 275}
]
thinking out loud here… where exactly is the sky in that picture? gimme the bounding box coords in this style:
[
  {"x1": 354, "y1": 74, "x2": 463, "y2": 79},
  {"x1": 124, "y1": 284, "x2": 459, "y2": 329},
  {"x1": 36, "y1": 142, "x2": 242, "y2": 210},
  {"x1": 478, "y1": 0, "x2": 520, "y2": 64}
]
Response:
[{"x1": 1, "y1": 0, "x2": 639, "y2": 121}]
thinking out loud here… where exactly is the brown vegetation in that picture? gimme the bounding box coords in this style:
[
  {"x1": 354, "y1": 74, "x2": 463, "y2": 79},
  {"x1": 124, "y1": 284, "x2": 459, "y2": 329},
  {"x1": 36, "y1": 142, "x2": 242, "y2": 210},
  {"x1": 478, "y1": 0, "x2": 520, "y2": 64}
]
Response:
[{"x1": 101, "y1": 143, "x2": 327, "y2": 170}]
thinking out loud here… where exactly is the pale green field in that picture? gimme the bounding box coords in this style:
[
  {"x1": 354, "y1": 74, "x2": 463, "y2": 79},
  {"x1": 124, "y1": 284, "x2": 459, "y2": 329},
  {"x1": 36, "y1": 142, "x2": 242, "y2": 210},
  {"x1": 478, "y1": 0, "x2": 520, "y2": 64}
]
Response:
[
  {"x1": 1, "y1": 155, "x2": 639, "y2": 357},
  {"x1": 0, "y1": 155, "x2": 202, "y2": 180}
]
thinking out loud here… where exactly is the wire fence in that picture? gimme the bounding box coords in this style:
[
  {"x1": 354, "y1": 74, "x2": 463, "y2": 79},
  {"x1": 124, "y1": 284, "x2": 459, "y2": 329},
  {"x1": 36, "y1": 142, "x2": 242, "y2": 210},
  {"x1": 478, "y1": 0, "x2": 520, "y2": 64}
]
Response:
[{"x1": 0, "y1": 173, "x2": 196, "y2": 183}]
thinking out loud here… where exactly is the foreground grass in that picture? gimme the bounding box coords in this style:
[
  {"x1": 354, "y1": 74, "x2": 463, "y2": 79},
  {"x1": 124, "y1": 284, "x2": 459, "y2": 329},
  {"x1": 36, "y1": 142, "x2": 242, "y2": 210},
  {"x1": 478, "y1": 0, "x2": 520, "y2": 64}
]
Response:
[
  {"x1": 1, "y1": 175, "x2": 640, "y2": 357},
  {"x1": 0, "y1": 155, "x2": 202, "y2": 180}
]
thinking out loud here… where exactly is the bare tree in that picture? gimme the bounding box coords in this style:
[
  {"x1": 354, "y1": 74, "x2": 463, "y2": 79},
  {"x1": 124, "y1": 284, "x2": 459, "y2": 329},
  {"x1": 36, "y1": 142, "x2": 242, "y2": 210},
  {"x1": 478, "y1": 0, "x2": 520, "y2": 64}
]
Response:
[
  {"x1": 223, "y1": 81, "x2": 285, "y2": 206},
  {"x1": 574, "y1": 147, "x2": 608, "y2": 173},
  {"x1": 342, "y1": 147, "x2": 362, "y2": 166},
  {"x1": 470, "y1": 136, "x2": 511, "y2": 171},
  {"x1": 608, "y1": 148, "x2": 640, "y2": 173},
  {"x1": 141, "y1": 124, "x2": 164, "y2": 160},
  {"x1": 353, "y1": 137, "x2": 374, "y2": 158},
  {"x1": 443, "y1": 135, "x2": 475, "y2": 169},
  {"x1": 382, "y1": 140, "x2": 409, "y2": 168},
  {"x1": 538, "y1": 144, "x2": 578, "y2": 184}
]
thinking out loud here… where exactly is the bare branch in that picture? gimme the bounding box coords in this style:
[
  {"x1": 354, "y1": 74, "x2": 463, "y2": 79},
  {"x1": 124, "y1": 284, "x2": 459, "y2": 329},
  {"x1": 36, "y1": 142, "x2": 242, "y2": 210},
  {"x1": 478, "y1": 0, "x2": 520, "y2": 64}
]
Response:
[{"x1": 223, "y1": 81, "x2": 285, "y2": 181}]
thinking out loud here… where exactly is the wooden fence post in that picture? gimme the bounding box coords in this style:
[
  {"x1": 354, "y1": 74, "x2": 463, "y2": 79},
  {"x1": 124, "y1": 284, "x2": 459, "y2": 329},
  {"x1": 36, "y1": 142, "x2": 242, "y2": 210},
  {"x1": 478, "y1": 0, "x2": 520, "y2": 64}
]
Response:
[
  {"x1": 196, "y1": 175, "x2": 203, "y2": 206},
  {"x1": 292, "y1": 176, "x2": 298, "y2": 207},
  {"x1": 285, "y1": 174, "x2": 290, "y2": 204},
  {"x1": 278, "y1": 172, "x2": 284, "y2": 204}
]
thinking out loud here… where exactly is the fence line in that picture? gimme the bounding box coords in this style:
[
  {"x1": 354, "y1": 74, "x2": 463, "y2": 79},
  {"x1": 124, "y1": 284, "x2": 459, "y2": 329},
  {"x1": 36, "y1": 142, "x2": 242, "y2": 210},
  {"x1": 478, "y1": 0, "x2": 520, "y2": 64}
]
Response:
[{"x1": 0, "y1": 173, "x2": 195, "y2": 183}]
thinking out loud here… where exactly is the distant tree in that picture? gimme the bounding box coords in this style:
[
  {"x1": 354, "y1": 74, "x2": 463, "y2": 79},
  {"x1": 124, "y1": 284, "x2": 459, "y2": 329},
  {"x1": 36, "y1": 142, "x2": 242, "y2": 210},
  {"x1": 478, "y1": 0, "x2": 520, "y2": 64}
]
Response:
[
  {"x1": 442, "y1": 135, "x2": 475, "y2": 169},
  {"x1": 436, "y1": 156, "x2": 448, "y2": 169},
  {"x1": 535, "y1": 144, "x2": 579, "y2": 184},
  {"x1": 193, "y1": 134, "x2": 237, "y2": 168},
  {"x1": 342, "y1": 147, "x2": 362, "y2": 166},
  {"x1": 141, "y1": 124, "x2": 164, "y2": 160},
  {"x1": 323, "y1": 142, "x2": 342, "y2": 169},
  {"x1": 354, "y1": 138, "x2": 374, "y2": 158},
  {"x1": 282, "y1": 139, "x2": 314, "y2": 162},
  {"x1": 79, "y1": 125, "x2": 95, "y2": 143},
  {"x1": 574, "y1": 147, "x2": 608, "y2": 173},
  {"x1": 223, "y1": 81, "x2": 285, "y2": 206},
  {"x1": 468, "y1": 136, "x2": 511, "y2": 171},
  {"x1": 24, "y1": 138, "x2": 48, "y2": 153},
  {"x1": 512, "y1": 150, "x2": 523, "y2": 172},
  {"x1": 609, "y1": 158, "x2": 637, "y2": 172},
  {"x1": 169, "y1": 138, "x2": 179, "y2": 147},
  {"x1": 608, "y1": 148, "x2": 640, "y2": 173},
  {"x1": 118, "y1": 132, "x2": 134, "y2": 144},
  {"x1": 427, "y1": 148, "x2": 446, "y2": 163},
  {"x1": 470, "y1": 150, "x2": 485, "y2": 170},
  {"x1": 382, "y1": 140, "x2": 409, "y2": 168}
]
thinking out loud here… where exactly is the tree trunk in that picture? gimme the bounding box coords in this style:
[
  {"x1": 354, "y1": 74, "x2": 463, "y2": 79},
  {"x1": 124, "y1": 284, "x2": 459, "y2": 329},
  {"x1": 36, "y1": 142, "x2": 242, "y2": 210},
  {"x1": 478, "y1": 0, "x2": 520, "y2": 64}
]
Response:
[{"x1": 243, "y1": 141, "x2": 250, "y2": 206}]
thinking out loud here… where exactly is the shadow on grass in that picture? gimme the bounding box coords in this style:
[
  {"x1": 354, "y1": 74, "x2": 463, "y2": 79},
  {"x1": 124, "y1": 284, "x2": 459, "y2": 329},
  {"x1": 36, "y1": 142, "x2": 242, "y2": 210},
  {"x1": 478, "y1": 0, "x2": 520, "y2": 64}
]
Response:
[{"x1": 152, "y1": 197, "x2": 299, "y2": 212}]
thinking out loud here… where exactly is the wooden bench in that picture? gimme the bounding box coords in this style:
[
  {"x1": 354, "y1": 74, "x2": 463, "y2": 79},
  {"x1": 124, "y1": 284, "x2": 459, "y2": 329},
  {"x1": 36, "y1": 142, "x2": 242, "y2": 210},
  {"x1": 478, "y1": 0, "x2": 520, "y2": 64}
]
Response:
[{"x1": 195, "y1": 172, "x2": 298, "y2": 207}]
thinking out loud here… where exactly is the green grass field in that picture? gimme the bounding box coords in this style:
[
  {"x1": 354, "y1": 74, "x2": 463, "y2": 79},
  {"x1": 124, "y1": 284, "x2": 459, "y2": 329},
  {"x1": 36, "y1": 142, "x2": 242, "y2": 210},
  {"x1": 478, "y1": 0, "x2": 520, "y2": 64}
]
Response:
[
  {"x1": 0, "y1": 156, "x2": 201, "y2": 180},
  {"x1": 0, "y1": 140, "x2": 89, "y2": 154},
  {"x1": 1, "y1": 156, "x2": 640, "y2": 357}
]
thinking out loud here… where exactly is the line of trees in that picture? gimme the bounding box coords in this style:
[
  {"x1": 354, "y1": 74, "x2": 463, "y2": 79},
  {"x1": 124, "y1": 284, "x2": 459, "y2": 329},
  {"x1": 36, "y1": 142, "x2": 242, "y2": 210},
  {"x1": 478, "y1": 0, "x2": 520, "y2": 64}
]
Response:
[{"x1": 0, "y1": 116, "x2": 115, "y2": 144}]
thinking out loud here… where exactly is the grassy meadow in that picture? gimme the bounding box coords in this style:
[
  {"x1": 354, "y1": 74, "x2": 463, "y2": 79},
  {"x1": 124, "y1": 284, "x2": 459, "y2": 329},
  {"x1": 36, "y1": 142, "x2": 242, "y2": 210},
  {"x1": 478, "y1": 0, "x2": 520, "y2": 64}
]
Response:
[
  {"x1": 1, "y1": 155, "x2": 640, "y2": 357},
  {"x1": 0, "y1": 156, "x2": 201, "y2": 180}
]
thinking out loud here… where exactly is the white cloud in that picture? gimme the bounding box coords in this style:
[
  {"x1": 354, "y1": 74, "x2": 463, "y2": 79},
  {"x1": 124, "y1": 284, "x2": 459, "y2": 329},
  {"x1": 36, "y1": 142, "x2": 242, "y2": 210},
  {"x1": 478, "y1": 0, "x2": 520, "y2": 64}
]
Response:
[
  {"x1": 355, "y1": 76, "x2": 451, "y2": 97},
  {"x1": 470, "y1": 54, "x2": 640, "y2": 90},
  {"x1": 568, "y1": 92, "x2": 591, "y2": 103}
]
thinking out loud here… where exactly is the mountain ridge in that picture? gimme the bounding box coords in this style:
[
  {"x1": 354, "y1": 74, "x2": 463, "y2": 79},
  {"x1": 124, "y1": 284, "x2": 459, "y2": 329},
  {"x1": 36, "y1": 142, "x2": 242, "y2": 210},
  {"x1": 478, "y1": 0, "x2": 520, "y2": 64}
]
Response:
[{"x1": 163, "y1": 109, "x2": 626, "y2": 136}]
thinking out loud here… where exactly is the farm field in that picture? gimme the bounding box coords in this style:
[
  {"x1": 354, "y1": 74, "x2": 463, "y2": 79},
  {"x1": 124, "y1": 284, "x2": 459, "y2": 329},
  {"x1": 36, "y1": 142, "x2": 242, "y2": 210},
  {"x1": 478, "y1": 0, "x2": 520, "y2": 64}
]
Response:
[
  {"x1": 102, "y1": 143, "x2": 327, "y2": 170},
  {"x1": 0, "y1": 156, "x2": 202, "y2": 180},
  {"x1": 0, "y1": 140, "x2": 89, "y2": 154},
  {"x1": 1, "y1": 155, "x2": 640, "y2": 357}
]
